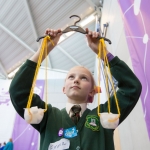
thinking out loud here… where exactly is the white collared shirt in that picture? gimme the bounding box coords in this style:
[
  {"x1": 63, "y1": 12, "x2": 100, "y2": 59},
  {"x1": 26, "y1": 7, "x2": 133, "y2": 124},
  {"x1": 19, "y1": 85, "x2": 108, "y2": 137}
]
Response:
[{"x1": 66, "y1": 102, "x2": 87, "y2": 117}]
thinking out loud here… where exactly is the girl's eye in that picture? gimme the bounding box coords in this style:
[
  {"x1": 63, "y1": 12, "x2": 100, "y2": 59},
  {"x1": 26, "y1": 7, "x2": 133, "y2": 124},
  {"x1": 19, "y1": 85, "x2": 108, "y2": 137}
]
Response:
[
  {"x1": 68, "y1": 75, "x2": 74, "y2": 79},
  {"x1": 81, "y1": 76, "x2": 87, "y2": 80}
]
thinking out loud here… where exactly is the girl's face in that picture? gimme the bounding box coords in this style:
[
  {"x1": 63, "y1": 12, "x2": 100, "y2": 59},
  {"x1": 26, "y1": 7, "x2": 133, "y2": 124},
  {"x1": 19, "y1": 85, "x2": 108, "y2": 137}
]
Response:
[{"x1": 63, "y1": 66, "x2": 94, "y2": 103}]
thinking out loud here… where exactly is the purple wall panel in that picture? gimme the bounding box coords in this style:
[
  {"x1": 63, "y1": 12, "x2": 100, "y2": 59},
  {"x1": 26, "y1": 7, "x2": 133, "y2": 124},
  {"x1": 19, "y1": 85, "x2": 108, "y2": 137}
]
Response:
[
  {"x1": 118, "y1": 0, "x2": 150, "y2": 138},
  {"x1": 12, "y1": 80, "x2": 45, "y2": 150}
]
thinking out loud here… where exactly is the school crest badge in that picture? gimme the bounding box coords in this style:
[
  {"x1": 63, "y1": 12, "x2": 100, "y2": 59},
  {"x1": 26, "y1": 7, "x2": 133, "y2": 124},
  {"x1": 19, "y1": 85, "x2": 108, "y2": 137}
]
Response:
[{"x1": 85, "y1": 115, "x2": 100, "y2": 131}]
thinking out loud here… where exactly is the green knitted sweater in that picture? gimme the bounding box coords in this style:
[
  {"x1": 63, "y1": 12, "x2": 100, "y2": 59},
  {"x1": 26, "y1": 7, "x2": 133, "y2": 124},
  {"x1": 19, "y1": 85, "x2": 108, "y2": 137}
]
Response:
[{"x1": 9, "y1": 56, "x2": 142, "y2": 150}]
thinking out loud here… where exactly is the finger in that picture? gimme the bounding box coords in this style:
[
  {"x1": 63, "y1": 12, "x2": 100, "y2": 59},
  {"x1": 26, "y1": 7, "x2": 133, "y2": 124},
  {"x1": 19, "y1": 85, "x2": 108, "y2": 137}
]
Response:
[
  {"x1": 57, "y1": 29, "x2": 62, "y2": 36},
  {"x1": 92, "y1": 31, "x2": 97, "y2": 38},
  {"x1": 45, "y1": 28, "x2": 50, "y2": 34},
  {"x1": 93, "y1": 31, "x2": 100, "y2": 38},
  {"x1": 92, "y1": 31, "x2": 95, "y2": 37},
  {"x1": 48, "y1": 29, "x2": 52, "y2": 35},
  {"x1": 85, "y1": 28, "x2": 89, "y2": 34},
  {"x1": 88, "y1": 30, "x2": 92, "y2": 36},
  {"x1": 58, "y1": 29, "x2": 62, "y2": 33},
  {"x1": 55, "y1": 29, "x2": 61, "y2": 35},
  {"x1": 96, "y1": 32, "x2": 100, "y2": 38},
  {"x1": 54, "y1": 30, "x2": 57, "y2": 36},
  {"x1": 85, "y1": 28, "x2": 92, "y2": 35},
  {"x1": 51, "y1": 29, "x2": 54, "y2": 36}
]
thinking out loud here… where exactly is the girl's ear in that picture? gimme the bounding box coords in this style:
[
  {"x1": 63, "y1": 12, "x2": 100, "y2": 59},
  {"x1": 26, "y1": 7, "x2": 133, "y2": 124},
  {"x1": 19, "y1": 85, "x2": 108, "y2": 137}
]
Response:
[
  {"x1": 87, "y1": 87, "x2": 101, "y2": 103},
  {"x1": 62, "y1": 87, "x2": 66, "y2": 94},
  {"x1": 89, "y1": 89, "x2": 96, "y2": 97},
  {"x1": 87, "y1": 89, "x2": 95, "y2": 103}
]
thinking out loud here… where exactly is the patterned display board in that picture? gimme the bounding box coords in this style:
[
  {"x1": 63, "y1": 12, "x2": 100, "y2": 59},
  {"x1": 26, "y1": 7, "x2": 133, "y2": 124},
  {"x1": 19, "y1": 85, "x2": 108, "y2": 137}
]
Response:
[
  {"x1": 0, "y1": 80, "x2": 45, "y2": 150},
  {"x1": 118, "y1": 0, "x2": 150, "y2": 138}
]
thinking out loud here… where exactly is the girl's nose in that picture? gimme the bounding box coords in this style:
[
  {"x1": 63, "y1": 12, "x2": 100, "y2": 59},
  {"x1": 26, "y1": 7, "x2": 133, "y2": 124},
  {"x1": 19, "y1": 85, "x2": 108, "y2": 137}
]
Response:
[{"x1": 74, "y1": 77, "x2": 79, "y2": 84}]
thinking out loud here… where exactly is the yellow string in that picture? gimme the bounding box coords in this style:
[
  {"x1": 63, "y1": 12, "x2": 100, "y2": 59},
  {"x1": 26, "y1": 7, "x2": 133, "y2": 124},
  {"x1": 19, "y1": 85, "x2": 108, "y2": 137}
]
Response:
[
  {"x1": 97, "y1": 40, "x2": 101, "y2": 117},
  {"x1": 97, "y1": 39, "x2": 120, "y2": 118},
  {"x1": 102, "y1": 41, "x2": 110, "y2": 113},
  {"x1": 103, "y1": 43, "x2": 120, "y2": 116},
  {"x1": 44, "y1": 37, "x2": 48, "y2": 112},
  {"x1": 26, "y1": 36, "x2": 54, "y2": 122}
]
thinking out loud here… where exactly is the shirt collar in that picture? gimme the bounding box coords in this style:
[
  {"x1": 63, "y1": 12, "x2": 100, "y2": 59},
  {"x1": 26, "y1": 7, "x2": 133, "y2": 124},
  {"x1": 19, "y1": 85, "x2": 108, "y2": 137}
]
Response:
[{"x1": 66, "y1": 102, "x2": 87, "y2": 116}]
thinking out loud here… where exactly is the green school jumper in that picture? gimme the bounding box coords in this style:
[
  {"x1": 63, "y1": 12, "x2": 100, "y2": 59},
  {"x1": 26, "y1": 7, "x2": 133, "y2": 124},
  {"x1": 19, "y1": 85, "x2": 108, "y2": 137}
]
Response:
[{"x1": 9, "y1": 56, "x2": 142, "y2": 150}]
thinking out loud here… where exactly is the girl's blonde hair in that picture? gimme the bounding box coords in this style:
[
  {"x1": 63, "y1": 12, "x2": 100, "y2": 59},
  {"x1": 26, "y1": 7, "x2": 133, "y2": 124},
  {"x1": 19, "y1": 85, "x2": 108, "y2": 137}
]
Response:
[{"x1": 69, "y1": 66, "x2": 96, "y2": 90}]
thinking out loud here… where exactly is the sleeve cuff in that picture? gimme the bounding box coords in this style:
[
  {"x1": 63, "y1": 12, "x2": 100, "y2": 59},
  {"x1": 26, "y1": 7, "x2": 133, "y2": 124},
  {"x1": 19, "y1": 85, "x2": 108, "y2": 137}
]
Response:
[
  {"x1": 25, "y1": 59, "x2": 37, "y2": 68},
  {"x1": 107, "y1": 53, "x2": 114, "y2": 62}
]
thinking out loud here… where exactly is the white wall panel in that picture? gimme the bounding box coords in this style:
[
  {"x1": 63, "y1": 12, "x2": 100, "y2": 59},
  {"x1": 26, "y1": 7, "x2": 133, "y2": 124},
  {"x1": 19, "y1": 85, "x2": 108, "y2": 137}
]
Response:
[
  {"x1": 0, "y1": 80, "x2": 16, "y2": 143},
  {"x1": 100, "y1": 0, "x2": 150, "y2": 150},
  {"x1": 37, "y1": 69, "x2": 67, "y2": 110}
]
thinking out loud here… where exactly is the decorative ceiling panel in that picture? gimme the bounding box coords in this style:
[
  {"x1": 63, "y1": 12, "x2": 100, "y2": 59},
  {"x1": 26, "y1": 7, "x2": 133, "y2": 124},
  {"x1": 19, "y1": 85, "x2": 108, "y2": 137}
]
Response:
[
  {"x1": 49, "y1": 47, "x2": 76, "y2": 70},
  {"x1": 0, "y1": 0, "x2": 101, "y2": 79}
]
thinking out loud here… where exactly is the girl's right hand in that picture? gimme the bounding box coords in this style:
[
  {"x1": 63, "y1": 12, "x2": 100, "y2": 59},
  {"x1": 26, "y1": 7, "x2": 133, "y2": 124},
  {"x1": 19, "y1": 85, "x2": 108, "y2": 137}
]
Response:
[
  {"x1": 30, "y1": 29, "x2": 62, "y2": 63},
  {"x1": 45, "y1": 28, "x2": 62, "y2": 46}
]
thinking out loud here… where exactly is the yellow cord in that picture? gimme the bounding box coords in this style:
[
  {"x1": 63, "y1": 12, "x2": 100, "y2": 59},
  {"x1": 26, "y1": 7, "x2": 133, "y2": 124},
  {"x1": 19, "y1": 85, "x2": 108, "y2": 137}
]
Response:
[
  {"x1": 97, "y1": 39, "x2": 120, "y2": 118},
  {"x1": 97, "y1": 40, "x2": 101, "y2": 117},
  {"x1": 26, "y1": 36, "x2": 54, "y2": 122},
  {"x1": 101, "y1": 40, "x2": 111, "y2": 114}
]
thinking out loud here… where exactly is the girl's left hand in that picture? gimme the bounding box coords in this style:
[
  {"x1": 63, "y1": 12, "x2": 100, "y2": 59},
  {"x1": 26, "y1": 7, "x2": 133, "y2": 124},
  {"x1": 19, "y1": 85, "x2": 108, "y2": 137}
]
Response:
[{"x1": 85, "y1": 28, "x2": 109, "y2": 56}]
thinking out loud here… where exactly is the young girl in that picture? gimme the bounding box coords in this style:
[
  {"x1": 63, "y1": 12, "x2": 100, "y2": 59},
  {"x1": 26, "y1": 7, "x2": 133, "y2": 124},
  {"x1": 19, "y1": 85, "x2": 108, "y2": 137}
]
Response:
[{"x1": 9, "y1": 28, "x2": 142, "y2": 150}]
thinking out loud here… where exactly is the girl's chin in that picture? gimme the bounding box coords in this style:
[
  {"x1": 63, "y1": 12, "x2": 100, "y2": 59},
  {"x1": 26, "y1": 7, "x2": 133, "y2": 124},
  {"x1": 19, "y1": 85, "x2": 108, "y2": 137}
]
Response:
[{"x1": 68, "y1": 95, "x2": 87, "y2": 103}]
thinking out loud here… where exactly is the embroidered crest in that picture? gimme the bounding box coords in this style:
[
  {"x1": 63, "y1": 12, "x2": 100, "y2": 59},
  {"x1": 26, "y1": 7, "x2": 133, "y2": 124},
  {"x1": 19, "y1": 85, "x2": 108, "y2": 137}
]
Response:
[{"x1": 85, "y1": 115, "x2": 100, "y2": 131}]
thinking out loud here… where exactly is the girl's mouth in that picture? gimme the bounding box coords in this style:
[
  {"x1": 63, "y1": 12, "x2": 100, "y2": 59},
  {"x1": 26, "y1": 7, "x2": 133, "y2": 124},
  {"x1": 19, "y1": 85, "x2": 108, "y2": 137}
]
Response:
[{"x1": 71, "y1": 86, "x2": 80, "y2": 89}]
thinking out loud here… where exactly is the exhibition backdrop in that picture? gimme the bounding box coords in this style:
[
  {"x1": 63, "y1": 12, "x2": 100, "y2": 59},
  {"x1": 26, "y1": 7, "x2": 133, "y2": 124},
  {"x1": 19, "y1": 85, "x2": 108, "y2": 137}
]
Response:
[{"x1": 119, "y1": 0, "x2": 150, "y2": 138}]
